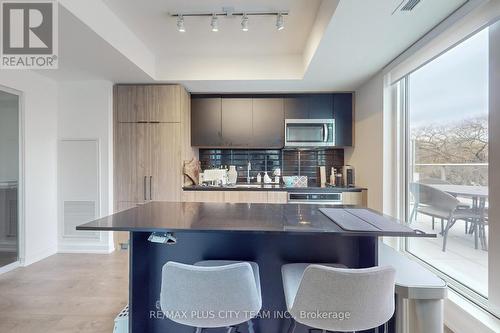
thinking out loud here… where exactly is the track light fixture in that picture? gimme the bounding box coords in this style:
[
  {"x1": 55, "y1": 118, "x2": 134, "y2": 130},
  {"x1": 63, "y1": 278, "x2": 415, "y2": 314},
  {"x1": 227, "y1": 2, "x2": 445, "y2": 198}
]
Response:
[
  {"x1": 276, "y1": 12, "x2": 284, "y2": 31},
  {"x1": 210, "y1": 14, "x2": 219, "y2": 32},
  {"x1": 241, "y1": 14, "x2": 249, "y2": 32},
  {"x1": 176, "y1": 15, "x2": 185, "y2": 32},
  {"x1": 171, "y1": 9, "x2": 288, "y2": 33}
]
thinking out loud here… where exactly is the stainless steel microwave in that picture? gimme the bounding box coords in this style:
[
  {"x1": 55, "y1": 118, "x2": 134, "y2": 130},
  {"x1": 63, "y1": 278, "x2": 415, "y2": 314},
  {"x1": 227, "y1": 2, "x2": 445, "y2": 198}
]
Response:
[{"x1": 284, "y1": 119, "x2": 335, "y2": 147}]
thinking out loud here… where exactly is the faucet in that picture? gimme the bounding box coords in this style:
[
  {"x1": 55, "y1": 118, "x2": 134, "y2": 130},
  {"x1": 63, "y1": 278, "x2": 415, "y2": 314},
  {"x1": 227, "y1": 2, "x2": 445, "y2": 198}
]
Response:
[{"x1": 247, "y1": 161, "x2": 252, "y2": 184}]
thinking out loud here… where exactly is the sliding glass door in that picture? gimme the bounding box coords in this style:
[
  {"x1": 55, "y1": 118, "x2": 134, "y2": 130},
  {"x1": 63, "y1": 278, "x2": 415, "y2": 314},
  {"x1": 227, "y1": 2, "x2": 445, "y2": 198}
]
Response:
[
  {"x1": 402, "y1": 27, "x2": 489, "y2": 299},
  {"x1": 0, "y1": 90, "x2": 19, "y2": 267}
]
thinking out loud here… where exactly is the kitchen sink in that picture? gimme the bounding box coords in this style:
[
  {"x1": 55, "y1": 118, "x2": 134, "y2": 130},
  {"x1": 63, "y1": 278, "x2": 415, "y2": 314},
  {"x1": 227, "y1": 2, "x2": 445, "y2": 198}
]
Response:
[{"x1": 232, "y1": 184, "x2": 263, "y2": 188}]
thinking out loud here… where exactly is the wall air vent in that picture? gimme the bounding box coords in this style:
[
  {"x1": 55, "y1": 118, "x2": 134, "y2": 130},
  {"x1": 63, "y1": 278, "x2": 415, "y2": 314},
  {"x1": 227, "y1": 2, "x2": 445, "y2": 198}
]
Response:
[
  {"x1": 401, "y1": 0, "x2": 422, "y2": 11},
  {"x1": 392, "y1": 0, "x2": 422, "y2": 15}
]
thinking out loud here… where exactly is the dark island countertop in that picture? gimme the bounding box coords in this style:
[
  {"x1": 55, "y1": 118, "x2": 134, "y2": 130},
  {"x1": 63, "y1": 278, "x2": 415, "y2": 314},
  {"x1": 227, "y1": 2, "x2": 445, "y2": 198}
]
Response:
[
  {"x1": 77, "y1": 201, "x2": 433, "y2": 238},
  {"x1": 183, "y1": 184, "x2": 367, "y2": 192}
]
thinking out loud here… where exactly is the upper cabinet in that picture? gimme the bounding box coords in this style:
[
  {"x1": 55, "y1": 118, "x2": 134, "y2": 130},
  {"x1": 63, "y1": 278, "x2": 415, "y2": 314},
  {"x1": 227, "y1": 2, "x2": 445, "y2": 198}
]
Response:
[
  {"x1": 190, "y1": 93, "x2": 353, "y2": 148},
  {"x1": 333, "y1": 93, "x2": 353, "y2": 147},
  {"x1": 221, "y1": 98, "x2": 253, "y2": 147},
  {"x1": 309, "y1": 94, "x2": 333, "y2": 119},
  {"x1": 116, "y1": 85, "x2": 181, "y2": 123},
  {"x1": 252, "y1": 98, "x2": 284, "y2": 148},
  {"x1": 284, "y1": 96, "x2": 309, "y2": 119},
  {"x1": 191, "y1": 97, "x2": 223, "y2": 146}
]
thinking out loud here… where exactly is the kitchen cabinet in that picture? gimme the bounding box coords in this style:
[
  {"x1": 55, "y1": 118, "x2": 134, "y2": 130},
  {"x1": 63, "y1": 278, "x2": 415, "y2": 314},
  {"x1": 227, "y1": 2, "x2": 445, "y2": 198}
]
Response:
[
  {"x1": 252, "y1": 98, "x2": 284, "y2": 148},
  {"x1": 191, "y1": 97, "x2": 222, "y2": 146},
  {"x1": 116, "y1": 85, "x2": 181, "y2": 123},
  {"x1": 284, "y1": 96, "x2": 309, "y2": 119},
  {"x1": 115, "y1": 123, "x2": 144, "y2": 203},
  {"x1": 224, "y1": 191, "x2": 268, "y2": 204},
  {"x1": 150, "y1": 123, "x2": 182, "y2": 201},
  {"x1": 182, "y1": 190, "x2": 225, "y2": 203},
  {"x1": 267, "y1": 191, "x2": 288, "y2": 204},
  {"x1": 333, "y1": 93, "x2": 353, "y2": 147},
  {"x1": 190, "y1": 93, "x2": 353, "y2": 148},
  {"x1": 309, "y1": 94, "x2": 333, "y2": 119},
  {"x1": 114, "y1": 84, "x2": 192, "y2": 249},
  {"x1": 221, "y1": 98, "x2": 253, "y2": 147},
  {"x1": 342, "y1": 190, "x2": 367, "y2": 206}
]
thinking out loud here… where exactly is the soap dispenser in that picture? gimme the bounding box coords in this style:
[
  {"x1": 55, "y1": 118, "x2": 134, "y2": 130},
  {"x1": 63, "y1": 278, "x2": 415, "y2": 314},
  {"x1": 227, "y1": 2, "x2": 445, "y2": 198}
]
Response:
[{"x1": 256, "y1": 173, "x2": 262, "y2": 183}]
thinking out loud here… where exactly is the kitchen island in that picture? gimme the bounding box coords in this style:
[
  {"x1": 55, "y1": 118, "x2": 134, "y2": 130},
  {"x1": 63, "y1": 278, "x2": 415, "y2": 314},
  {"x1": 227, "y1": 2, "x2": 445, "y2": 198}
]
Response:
[{"x1": 77, "y1": 201, "x2": 434, "y2": 333}]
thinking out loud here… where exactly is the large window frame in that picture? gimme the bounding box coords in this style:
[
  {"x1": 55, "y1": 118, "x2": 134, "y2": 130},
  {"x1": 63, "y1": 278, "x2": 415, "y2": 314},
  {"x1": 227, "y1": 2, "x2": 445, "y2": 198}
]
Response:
[{"x1": 396, "y1": 28, "x2": 492, "y2": 312}]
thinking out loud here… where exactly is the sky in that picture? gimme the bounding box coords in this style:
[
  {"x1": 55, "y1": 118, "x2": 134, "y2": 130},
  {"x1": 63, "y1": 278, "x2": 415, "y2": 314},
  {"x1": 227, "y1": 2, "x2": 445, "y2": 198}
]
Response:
[{"x1": 408, "y1": 27, "x2": 489, "y2": 128}]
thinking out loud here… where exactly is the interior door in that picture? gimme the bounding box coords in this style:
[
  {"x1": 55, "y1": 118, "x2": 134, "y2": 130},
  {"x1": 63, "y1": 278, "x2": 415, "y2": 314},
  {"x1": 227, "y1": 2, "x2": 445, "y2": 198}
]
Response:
[{"x1": 149, "y1": 123, "x2": 181, "y2": 201}]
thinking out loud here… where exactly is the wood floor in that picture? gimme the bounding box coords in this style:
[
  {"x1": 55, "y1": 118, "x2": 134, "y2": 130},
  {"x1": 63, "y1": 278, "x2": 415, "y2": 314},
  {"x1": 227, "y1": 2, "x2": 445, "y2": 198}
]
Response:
[{"x1": 0, "y1": 251, "x2": 128, "y2": 333}]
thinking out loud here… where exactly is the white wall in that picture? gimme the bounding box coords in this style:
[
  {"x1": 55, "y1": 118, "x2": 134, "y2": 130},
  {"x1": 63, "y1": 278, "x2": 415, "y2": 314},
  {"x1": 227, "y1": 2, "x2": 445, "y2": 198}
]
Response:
[
  {"x1": 0, "y1": 71, "x2": 58, "y2": 266},
  {"x1": 345, "y1": 72, "x2": 384, "y2": 212},
  {"x1": 57, "y1": 80, "x2": 114, "y2": 253}
]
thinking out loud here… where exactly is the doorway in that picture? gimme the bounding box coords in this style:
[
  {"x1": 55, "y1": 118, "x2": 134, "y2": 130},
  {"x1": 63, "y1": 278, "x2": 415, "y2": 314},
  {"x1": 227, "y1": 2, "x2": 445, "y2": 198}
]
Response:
[{"x1": 0, "y1": 89, "x2": 20, "y2": 268}]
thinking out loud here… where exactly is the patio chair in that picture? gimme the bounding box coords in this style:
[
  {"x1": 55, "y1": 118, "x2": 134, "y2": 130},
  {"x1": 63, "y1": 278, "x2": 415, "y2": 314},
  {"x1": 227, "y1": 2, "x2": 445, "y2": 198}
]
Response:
[
  {"x1": 409, "y1": 183, "x2": 485, "y2": 252},
  {"x1": 416, "y1": 179, "x2": 471, "y2": 230}
]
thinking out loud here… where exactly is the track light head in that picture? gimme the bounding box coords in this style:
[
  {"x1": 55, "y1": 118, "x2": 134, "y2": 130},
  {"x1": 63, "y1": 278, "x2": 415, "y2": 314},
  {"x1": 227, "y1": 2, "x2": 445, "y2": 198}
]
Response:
[
  {"x1": 241, "y1": 14, "x2": 249, "y2": 32},
  {"x1": 276, "y1": 12, "x2": 284, "y2": 30},
  {"x1": 211, "y1": 14, "x2": 219, "y2": 32},
  {"x1": 176, "y1": 15, "x2": 185, "y2": 32}
]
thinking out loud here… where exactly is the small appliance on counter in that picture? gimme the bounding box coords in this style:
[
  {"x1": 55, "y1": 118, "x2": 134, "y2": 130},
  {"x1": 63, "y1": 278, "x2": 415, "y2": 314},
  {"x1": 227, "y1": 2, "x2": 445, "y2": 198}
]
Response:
[
  {"x1": 344, "y1": 165, "x2": 355, "y2": 187},
  {"x1": 200, "y1": 168, "x2": 228, "y2": 186}
]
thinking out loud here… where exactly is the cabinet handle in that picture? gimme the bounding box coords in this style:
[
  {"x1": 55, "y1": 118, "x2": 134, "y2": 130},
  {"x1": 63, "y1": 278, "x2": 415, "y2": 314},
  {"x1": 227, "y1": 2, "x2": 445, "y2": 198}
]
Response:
[
  {"x1": 150, "y1": 176, "x2": 153, "y2": 200},
  {"x1": 143, "y1": 176, "x2": 147, "y2": 200}
]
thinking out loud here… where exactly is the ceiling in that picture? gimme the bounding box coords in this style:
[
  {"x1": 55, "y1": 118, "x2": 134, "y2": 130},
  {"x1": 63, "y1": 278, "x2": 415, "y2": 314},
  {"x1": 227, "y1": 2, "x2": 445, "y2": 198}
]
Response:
[
  {"x1": 39, "y1": 0, "x2": 470, "y2": 92},
  {"x1": 103, "y1": 0, "x2": 321, "y2": 57}
]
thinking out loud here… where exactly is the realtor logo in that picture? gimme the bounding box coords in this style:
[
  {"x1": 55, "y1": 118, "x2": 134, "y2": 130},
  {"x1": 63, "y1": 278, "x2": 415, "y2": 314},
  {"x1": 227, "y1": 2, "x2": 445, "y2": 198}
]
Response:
[{"x1": 1, "y1": 0, "x2": 58, "y2": 69}]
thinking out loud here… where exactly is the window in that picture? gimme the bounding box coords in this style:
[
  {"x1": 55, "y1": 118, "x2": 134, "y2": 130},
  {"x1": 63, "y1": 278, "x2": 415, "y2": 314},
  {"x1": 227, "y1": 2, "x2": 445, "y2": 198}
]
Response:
[{"x1": 400, "y1": 28, "x2": 489, "y2": 299}]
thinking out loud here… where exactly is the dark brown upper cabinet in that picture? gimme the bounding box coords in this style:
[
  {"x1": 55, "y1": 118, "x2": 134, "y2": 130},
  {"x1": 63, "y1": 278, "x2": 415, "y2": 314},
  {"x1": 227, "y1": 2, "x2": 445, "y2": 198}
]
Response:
[
  {"x1": 221, "y1": 98, "x2": 253, "y2": 147},
  {"x1": 333, "y1": 93, "x2": 353, "y2": 147},
  {"x1": 252, "y1": 98, "x2": 284, "y2": 148},
  {"x1": 309, "y1": 94, "x2": 333, "y2": 119},
  {"x1": 191, "y1": 97, "x2": 222, "y2": 146},
  {"x1": 190, "y1": 93, "x2": 353, "y2": 148},
  {"x1": 284, "y1": 96, "x2": 309, "y2": 119}
]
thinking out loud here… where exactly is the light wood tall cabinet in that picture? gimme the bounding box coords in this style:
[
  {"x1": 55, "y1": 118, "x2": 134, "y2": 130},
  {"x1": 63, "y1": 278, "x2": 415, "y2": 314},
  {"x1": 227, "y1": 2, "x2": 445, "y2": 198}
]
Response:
[{"x1": 114, "y1": 85, "x2": 193, "y2": 249}]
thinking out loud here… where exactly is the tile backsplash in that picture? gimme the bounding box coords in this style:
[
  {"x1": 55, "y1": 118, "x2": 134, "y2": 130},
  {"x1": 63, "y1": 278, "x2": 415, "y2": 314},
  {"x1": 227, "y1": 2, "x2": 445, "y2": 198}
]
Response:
[{"x1": 199, "y1": 149, "x2": 344, "y2": 185}]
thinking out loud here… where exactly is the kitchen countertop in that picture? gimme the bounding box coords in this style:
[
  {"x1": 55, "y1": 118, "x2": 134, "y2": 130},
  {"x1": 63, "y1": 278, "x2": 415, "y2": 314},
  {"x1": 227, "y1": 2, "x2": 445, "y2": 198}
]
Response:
[
  {"x1": 183, "y1": 184, "x2": 366, "y2": 192},
  {"x1": 77, "y1": 201, "x2": 431, "y2": 237}
]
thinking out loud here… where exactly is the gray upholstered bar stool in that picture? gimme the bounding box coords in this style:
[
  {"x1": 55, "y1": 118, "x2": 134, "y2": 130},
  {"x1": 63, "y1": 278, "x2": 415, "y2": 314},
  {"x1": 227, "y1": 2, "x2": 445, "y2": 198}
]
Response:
[
  {"x1": 282, "y1": 263, "x2": 396, "y2": 333},
  {"x1": 160, "y1": 260, "x2": 262, "y2": 333}
]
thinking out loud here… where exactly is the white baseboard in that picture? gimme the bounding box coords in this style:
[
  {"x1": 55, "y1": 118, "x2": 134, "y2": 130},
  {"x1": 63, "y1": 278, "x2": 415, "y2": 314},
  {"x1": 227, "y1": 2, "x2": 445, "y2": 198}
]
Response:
[
  {"x1": 0, "y1": 261, "x2": 20, "y2": 275},
  {"x1": 23, "y1": 245, "x2": 57, "y2": 266}
]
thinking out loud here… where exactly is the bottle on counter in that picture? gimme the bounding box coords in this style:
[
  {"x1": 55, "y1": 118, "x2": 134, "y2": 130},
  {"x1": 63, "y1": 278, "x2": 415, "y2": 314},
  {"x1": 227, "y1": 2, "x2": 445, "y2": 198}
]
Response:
[
  {"x1": 330, "y1": 167, "x2": 337, "y2": 186},
  {"x1": 336, "y1": 172, "x2": 343, "y2": 187},
  {"x1": 263, "y1": 172, "x2": 272, "y2": 184},
  {"x1": 256, "y1": 173, "x2": 262, "y2": 183},
  {"x1": 227, "y1": 165, "x2": 237, "y2": 185}
]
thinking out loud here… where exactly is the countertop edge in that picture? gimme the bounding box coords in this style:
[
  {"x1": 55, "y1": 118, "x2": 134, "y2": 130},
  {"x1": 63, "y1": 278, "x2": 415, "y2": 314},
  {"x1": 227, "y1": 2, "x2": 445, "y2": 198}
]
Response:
[{"x1": 182, "y1": 186, "x2": 367, "y2": 192}]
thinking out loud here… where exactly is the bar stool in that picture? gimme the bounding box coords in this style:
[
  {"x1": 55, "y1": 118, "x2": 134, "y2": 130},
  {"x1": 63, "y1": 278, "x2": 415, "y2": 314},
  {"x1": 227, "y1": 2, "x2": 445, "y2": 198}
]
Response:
[
  {"x1": 281, "y1": 263, "x2": 396, "y2": 333},
  {"x1": 160, "y1": 260, "x2": 262, "y2": 333}
]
